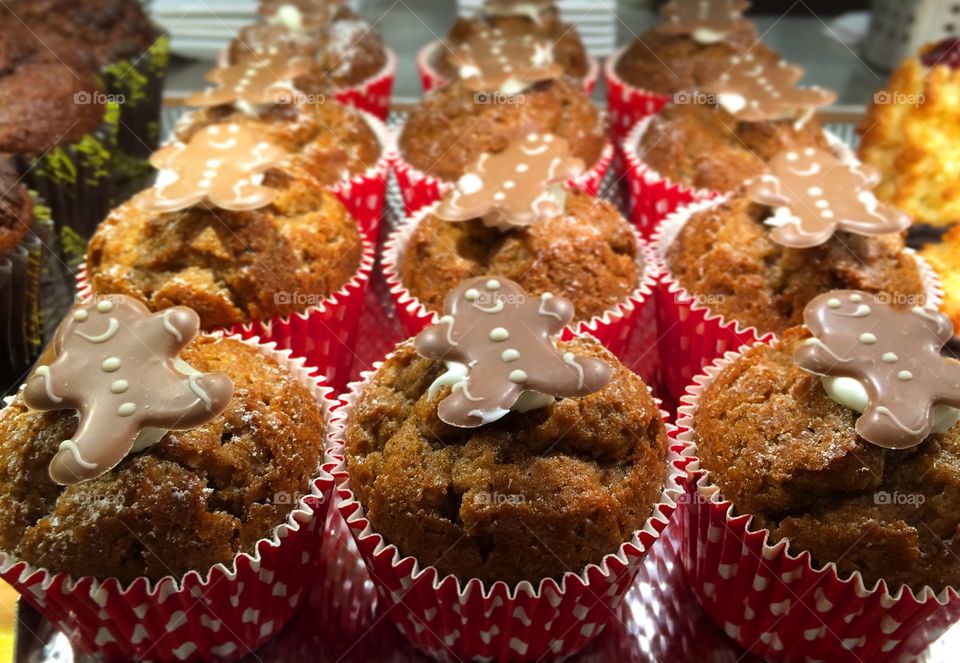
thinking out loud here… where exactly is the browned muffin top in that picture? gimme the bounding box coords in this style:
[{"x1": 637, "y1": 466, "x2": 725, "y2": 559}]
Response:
[
  {"x1": 4, "y1": 0, "x2": 157, "y2": 66},
  {"x1": 344, "y1": 336, "x2": 668, "y2": 585},
  {"x1": 87, "y1": 170, "x2": 363, "y2": 330},
  {"x1": 176, "y1": 101, "x2": 382, "y2": 187},
  {"x1": 0, "y1": 156, "x2": 33, "y2": 257},
  {"x1": 666, "y1": 194, "x2": 925, "y2": 336},
  {"x1": 694, "y1": 328, "x2": 960, "y2": 592},
  {"x1": 400, "y1": 190, "x2": 640, "y2": 323},
  {"x1": 0, "y1": 29, "x2": 106, "y2": 154},
  {"x1": 640, "y1": 102, "x2": 831, "y2": 192},
  {"x1": 399, "y1": 78, "x2": 606, "y2": 182},
  {"x1": 0, "y1": 336, "x2": 327, "y2": 583},
  {"x1": 614, "y1": 26, "x2": 779, "y2": 95},
  {"x1": 433, "y1": 14, "x2": 589, "y2": 81}
]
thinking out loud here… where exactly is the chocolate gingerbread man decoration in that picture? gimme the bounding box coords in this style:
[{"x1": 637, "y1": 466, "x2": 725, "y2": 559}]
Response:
[
  {"x1": 187, "y1": 51, "x2": 312, "y2": 108},
  {"x1": 747, "y1": 147, "x2": 910, "y2": 248},
  {"x1": 258, "y1": 0, "x2": 346, "y2": 29},
  {"x1": 450, "y1": 31, "x2": 562, "y2": 93},
  {"x1": 704, "y1": 54, "x2": 836, "y2": 123},
  {"x1": 23, "y1": 296, "x2": 234, "y2": 485},
  {"x1": 415, "y1": 277, "x2": 612, "y2": 428},
  {"x1": 796, "y1": 291, "x2": 960, "y2": 449},
  {"x1": 658, "y1": 0, "x2": 753, "y2": 43},
  {"x1": 436, "y1": 134, "x2": 584, "y2": 230},
  {"x1": 138, "y1": 123, "x2": 288, "y2": 213},
  {"x1": 483, "y1": 0, "x2": 556, "y2": 23}
]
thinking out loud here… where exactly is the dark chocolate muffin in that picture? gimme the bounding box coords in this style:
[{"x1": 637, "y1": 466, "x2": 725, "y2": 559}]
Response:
[
  {"x1": 400, "y1": 190, "x2": 639, "y2": 322},
  {"x1": 640, "y1": 102, "x2": 832, "y2": 193},
  {"x1": 0, "y1": 28, "x2": 106, "y2": 155},
  {"x1": 175, "y1": 100, "x2": 382, "y2": 187},
  {"x1": 693, "y1": 328, "x2": 960, "y2": 592},
  {"x1": 433, "y1": 13, "x2": 589, "y2": 81},
  {"x1": 344, "y1": 336, "x2": 668, "y2": 585},
  {"x1": 0, "y1": 335, "x2": 326, "y2": 583},
  {"x1": 0, "y1": 156, "x2": 33, "y2": 259},
  {"x1": 87, "y1": 171, "x2": 363, "y2": 329},
  {"x1": 399, "y1": 78, "x2": 606, "y2": 182},
  {"x1": 4, "y1": 0, "x2": 157, "y2": 67},
  {"x1": 666, "y1": 194, "x2": 926, "y2": 336},
  {"x1": 615, "y1": 25, "x2": 779, "y2": 95}
]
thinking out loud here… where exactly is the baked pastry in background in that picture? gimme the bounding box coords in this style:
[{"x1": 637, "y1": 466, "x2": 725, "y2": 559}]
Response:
[
  {"x1": 859, "y1": 37, "x2": 960, "y2": 228},
  {"x1": 920, "y1": 224, "x2": 960, "y2": 332}
]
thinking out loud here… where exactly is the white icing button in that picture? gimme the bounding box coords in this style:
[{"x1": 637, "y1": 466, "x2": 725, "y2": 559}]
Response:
[
  {"x1": 465, "y1": 289, "x2": 480, "y2": 301},
  {"x1": 827, "y1": 298, "x2": 841, "y2": 309},
  {"x1": 516, "y1": 163, "x2": 529, "y2": 173},
  {"x1": 508, "y1": 370, "x2": 527, "y2": 383},
  {"x1": 74, "y1": 310, "x2": 89, "y2": 321},
  {"x1": 501, "y1": 349, "x2": 520, "y2": 362},
  {"x1": 486, "y1": 279, "x2": 501, "y2": 290},
  {"x1": 821, "y1": 210, "x2": 835, "y2": 219},
  {"x1": 883, "y1": 352, "x2": 898, "y2": 363},
  {"x1": 102, "y1": 357, "x2": 122, "y2": 372},
  {"x1": 96, "y1": 300, "x2": 113, "y2": 313},
  {"x1": 898, "y1": 371, "x2": 914, "y2": 381},
  {"x1": 489, "y1": 327, "x2": 510, "y2": 342},
  {"x1": 859, "y1": 333, "x2": 877, "y2": 345},
  {"x1": 808, "y1": 187, "x2": 823, "y2": 196},
  {"x1": 494, "y1": 192, "x2": 506, "y2": 202},
  {"x1": 110, "y1": 380, "x2": 129, "y2": 394},
  {"x1": 118, "y1": 403, "x2": 137, "y2": 417},
  {"x1": 503, "y1": 180, "x2": 515, "y2": 189},
  {"x1": 815, "y1": 200, "x2": 829, "y2": 209}
]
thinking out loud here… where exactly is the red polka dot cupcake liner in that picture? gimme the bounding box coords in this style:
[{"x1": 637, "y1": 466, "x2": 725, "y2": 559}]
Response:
[
  {"x1": 392, "y1": 134, "x2": 615, "y2": 217},
  {"x1": 332, "y1": 48, "x2": 397, "y2": 122},
  {"x1": 380, "y1": 201, "x2": 662, "y2": 386},
  {"x1": 327, "y1": 358, "x2": 689, "y2": 662},
  {"x1": 0, "y1": 337, "x2": 339, "y2": 662},
  {"x1": 604, "y1": 47, "x2": 671, "y2": 146},
  {"x1": 75, "y1": 234, "x2": 375, "y2": 394},
  {"x1": 416, "y1": 40, "x2": 600, "y2": 95},
  {"x1": 651, "y1": 195, "x2": 944, "y2": 404},
  {"x1": 327, "y1": 110, "x2": 394, "y2": 243},
  {"x1": 673, "y1": 348, "x2": 960, "y2": 662},
  {"x1": 623, "y1": 121, "x2": 856, "y2": 240}
]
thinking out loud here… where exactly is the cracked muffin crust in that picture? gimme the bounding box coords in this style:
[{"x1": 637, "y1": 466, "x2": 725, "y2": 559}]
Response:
[
  {"x1": 693, "y1": 328, "x2": 960, "y2": 592},
  {"x1": 344, "y1": 336, "x2": 668, "y2": 585},
  {"x1": 86, "y1": 169, "x2": 363, "y2": 330},
  {"x1": 0, "y1": 336, "x2": 327, "y2": 583}
]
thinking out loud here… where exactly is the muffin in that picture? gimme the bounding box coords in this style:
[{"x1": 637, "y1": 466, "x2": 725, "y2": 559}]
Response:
[
  {"x1": 0, "y1": 295, "x2": 334, "y2": 660},
  {"x1": 919, "y1": 224, "x2": 960, "y2": 332},
  {"x1": 859, "y1": 38, "x2": 960, "y2": 229},
  {"x1": 398, "y1": 77, "x2": 606, "y2": 183}
]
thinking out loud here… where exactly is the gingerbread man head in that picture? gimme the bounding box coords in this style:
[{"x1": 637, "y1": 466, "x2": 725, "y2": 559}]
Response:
[
  {"x1": 436, "y1": 133, "x2": 585, "y2": 231},
  {"x1": 137, "y1": 123, "x2": 288, "y2": 213},
  {"x1": 23, "y1": 296, "x2": 233, "y2": 485},
  {"x1": 796, "y1": 290, "x2": 960, "y2": 449},
  {"x1": 187, "y1": 51, "x2": 313, "y2": 109},
  {"x1": 747, "y1": 147, "x2": 910, "y2": 248},
  {"x1": 449, "y1": 30, "x2": 563, "y2": 93},
  {"x1": 259, "y1": 0, "x2": 346, "y2": 29},
  {"x1": 415, "y1": 277, "x2": 612, "y2": 428},
  {"x1": 483, "y1": 0, "x2": 556, "y2": 23},
  {"x1": 658, "y1": 0, "x2": 753, "y2": 44}
]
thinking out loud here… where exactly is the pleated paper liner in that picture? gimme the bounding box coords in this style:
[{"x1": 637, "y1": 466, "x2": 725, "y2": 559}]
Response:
[
  {"x1": 622, "y1": 121, "x2": 856, "y2": 240},
  {"x1": 415, "y1": 40, "x2": 600, "y2": 95},
  {"x1": 75, "y1": 232, "x2": 375, "y2": 394},
  {"x1": 393, "y1": 135, "x2": 615, "y2": 217},
  {"x1": 380, "y1": 201, "x2": 662, "y2": 386},
  {"x1": 674, "y1": 348, "x2": 960, "y2": 663},
  {"x1": 14, "y1": 103, "x2": 121, "y2": 274},
  {"x1": 604, "y1": 46, "x2": 671, "y2": 146},
  {"x1": 328, "y1": 352, "x2": 690, "y2": 662},
  {"x1": 0, "y1": 335, "x2": 339, "y2": 662},
  {"x1": 651, "y1": 195, "x2": 944, "y2": 404},
  {"x1": 333, "y1": 48, "x2": 397, "y2": 122}
]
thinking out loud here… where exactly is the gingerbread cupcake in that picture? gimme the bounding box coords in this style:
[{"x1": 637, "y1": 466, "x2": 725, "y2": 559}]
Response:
[
  {"x1": 331, "y1": 276, "x2": 684, "y2": 660},
  {"x1": 0, "y1": 295, "x2": 336, "y2": 660},
  {"x1": 624, "y1": 54, "x2": 838, "y2": 236},
  {"x1": 653, "y1": 146, "x2": 940, "y2": 400},
  {"x1": 84, "y1": 121, "x2": 372, "y2": 388},
  {"x1": 418, "y1": 0, "x2": 595, "y2": 93},
  {"x1": 677, "y1": 292, "x2": 960, "y2": 662}
]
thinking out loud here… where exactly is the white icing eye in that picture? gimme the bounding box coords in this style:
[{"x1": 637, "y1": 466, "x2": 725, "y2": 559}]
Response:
[
  {"x1": 486, "y1": 279, "x2": 501, "y2": 290},
  {"x1": 489, "y1": 327, "x2": 510, "y2": 342},
  {"x1": 850, "y1": 294, "x2": 863, "y2": 302},
  {"x1": 501, "y1": 349, "x2": 520, "y2": 362},
  {"x1": 464, "y1": 289, "x2": 480, "y2": 301},
  {"x1": 786, "y1": 152, "x2": 798, "y2": 161},
  {"x1": 508, "y1": 370, "x2": 527, "y2": 383},
  {"x1": 898, "y1": 371, "x2": 914, "y2": 381},
  {"x1": 883, "y1": 353, "x2": 898, "y2": 363},
  {"x1": 117, "y1": 403, "x2": 137, "y2": 417},
  {"x1": 827, "y1": 298, "x2": 841, "y2": 309},
  {"x1": 527, "y1": 133, "x2": 538, "y2": 142},
  {"x1": 74, "y1": 310, "x2": 89, "y2": 321},
  {"x1": 102, "y1": 357, "x2": 122, "y2": 372},
  {"x1": 96, "y1": 300, "x2": 113, "y2": 313},
  {"x1": 110, "y1": 380, "x2": 129, "y2": 394},
  {"x1": 804, "y1": 147, "x2": 815, "y2": 156},
  {"x1": 859, "y1": 333, "x2": 877, "y2": 344}
]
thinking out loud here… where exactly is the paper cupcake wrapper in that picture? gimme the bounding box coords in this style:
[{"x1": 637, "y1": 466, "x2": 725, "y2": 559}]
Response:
[
  {"x1": 650, "y1": 195, "x2": 944, "y2": 404},
  {"x1": 604, "y1": 46, "x2": 671, "y2": 146},
  {"x1": 333, "y1": 48, "x2": 397, "y2": 122},
  {"x1": 0, "y1": 335, "x2": 339, "y2": 662},
  {"x1": 392, "y1": 133, "x2": 615, "y2": 217},
  {"x1": 327, "y1": 353, "x2": 688, "y2": 662},
  {"x1": 674, "y1": 348, "x2": 960, "y2": 662},
  {"x1": 416, "y1": 40, "x2": 600, "y2": 95},
  {"x1": 75, "y1": 234, "x2": 375, "y2": 394},
  {"x1": 327, "y1": 110, "x2": 394, "y2": 244},
  {"x1": 380, "y1": 201, "x2": 661, "y2": 385}
]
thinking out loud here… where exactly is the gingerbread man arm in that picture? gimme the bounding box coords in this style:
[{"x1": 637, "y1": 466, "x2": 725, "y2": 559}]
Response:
[
  {"x1": 536, "y1": 292, "x2": 575, "y2": 335},
  {"x1": 522, "y1": 352, "x2": 613, "y2": 398}
]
